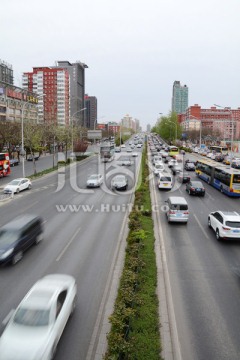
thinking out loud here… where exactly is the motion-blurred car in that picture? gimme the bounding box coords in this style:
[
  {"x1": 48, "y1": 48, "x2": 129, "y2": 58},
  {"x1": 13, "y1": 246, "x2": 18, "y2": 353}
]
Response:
[
  {"x1": 153, "y1": 162, "x2": 165, "y2": 175},
  {"x1": 3, "y1": 178, "x2": 32, "y2": 194},
  {"x1": 111, "y1": 174, "x2": 128, "y2": 191},
  {"x1": 132, "y1": 152, "x2": 138, "y2": 157},
  {"x1": 10, "y1": 158, "x2": 19, "y2": 167},
  {"x1": 126, "y1": 147, "x2": 132, "y2": 153},
  {"x1": 0, "y1": 274, "x2": 77, "y2": 360},
  {"x1": 177, "y1": 171, "x2": 191, "y2": 183},
  {"x1": 86, "y1": 174, "x2": 103, "y2": 188},
  {"x1": 231, "y1": 161, "x2": 240, "y2": 169},
  {"x1": 184, "y1": 162, "x2": 195, "y2": 171},
  {"x1": 223, "y1": 156, "x2": 231, "y2": 165},
  {"x1": 27, "y1": 155, "x2": 39, "y2": 161},
  {"x1": 168, "y1": 159, "x2": 178, "y2": 168},
  {"x1": 215, "y1": 154, "x2": 224, "y2": 162},
  {"x1": 208, "y1": 211, "x2": 240, "y2": 240},
  {"x1": 186, "y1": 180, "x2": 205, "y2": 196},
  {"x1": 171, "y1": 164, "x2": 182, "y2": 175},
  {"x1": 119, "y1": 158, "x2": 132, "y2": 166},
  {"x1": 115, "y1": 147, "x2": 121, "y2": 152},
  {"x1": 0, "y1": 214, "x2": 43, "y2": 265}
]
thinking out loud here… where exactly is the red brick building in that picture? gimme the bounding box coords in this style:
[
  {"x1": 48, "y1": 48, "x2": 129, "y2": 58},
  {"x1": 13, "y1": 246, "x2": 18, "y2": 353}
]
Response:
[
  {"x1": 179, "y1": 104, "x2": 240, "y2": 141},
  {"x1": 22, "y1": 67, "x2": 70, "y2": 125}
]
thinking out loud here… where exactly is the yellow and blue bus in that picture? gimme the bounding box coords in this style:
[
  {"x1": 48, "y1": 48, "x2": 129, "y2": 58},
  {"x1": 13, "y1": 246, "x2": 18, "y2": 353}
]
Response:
[
  {"x1": 168, "y1": 146, "x2": 179, "y2": 157},
  {"x1": 195, "y1": 159, "x2": 240, "y2": 196}
]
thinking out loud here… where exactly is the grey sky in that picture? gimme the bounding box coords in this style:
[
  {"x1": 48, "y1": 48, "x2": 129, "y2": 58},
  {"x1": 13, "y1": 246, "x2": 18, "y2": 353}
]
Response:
[{"x1": 2, "y1": 0, "x2": 240, "y2": 130}]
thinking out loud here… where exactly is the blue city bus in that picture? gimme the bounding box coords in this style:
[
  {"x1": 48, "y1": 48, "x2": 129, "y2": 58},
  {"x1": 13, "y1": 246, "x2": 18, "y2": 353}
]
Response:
[{"x1": 195, "y1": 159, "x2": 240, "y2": 197}]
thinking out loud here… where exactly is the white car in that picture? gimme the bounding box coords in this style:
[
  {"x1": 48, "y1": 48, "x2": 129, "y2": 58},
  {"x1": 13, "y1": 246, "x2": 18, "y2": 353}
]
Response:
[
  {"x1": 159, "y1": 150, "x2": 168, "y2": 158},
  {"x1": 86, "y1": 174, "x2": 103, "y2": 188},
  {"x1": 120, "y1": 144, "x2": 126, "y2": 148},
  {"x1": 3, "y1": 178, "x2": 32, "y2": 194},
  {"x1": 136, "y1": 144, "x2": 142, "y2": 148},
  {"x1": 119, "y1": 158, "x2": 132, "y2": 166},
  {"x1": 168, "y1": 159, "x2": 178, "y2": 168},
  {"x1": 153, "y1": 162, "x2": 165, "y2": 175},
  {"x1": 111, "y1": 174, "x2": 128, "y2": 191},
  {"x1": 208, "y1": 211, "x2": 240, "y2": 240},
  {"x1": 158, "y1": 174, "x2": 173, "y2": 190},
  {"x1": 0, "y1": 274, "x2": 77, "y2": 360},
  {"x1": 126, "y1": 147, "x2": 132, "y2": 153},
  {"x1": 132, "y1": 152, "x2": 138, "y2": 157}
]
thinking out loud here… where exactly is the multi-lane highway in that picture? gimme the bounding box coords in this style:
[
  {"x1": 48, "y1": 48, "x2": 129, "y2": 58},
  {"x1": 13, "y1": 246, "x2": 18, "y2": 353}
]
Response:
[
  {"x1": 151, "y1": 151, "x2": 240, "y2": 360},
  {"x1": 0, "y1": 147, "x2": 142, "y2": 360}
]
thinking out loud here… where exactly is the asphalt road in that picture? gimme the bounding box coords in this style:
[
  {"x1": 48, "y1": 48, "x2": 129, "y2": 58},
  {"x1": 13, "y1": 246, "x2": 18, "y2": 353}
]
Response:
[
  {"x1": 0, "y1": 147, "x2": 142, "y2": 360},
  {"x1": 151, "y1": 152, "x2": 240, "y2": 360}
]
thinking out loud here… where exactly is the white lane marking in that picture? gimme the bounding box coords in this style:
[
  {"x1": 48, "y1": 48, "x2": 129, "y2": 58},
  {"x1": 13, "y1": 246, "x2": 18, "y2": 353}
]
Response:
[
  {"x1": 22, "y1": 200, "x2": 39, "y2": 211},
  {"x1": 152, "y1": 165, "x2": 182, "y2": 360},
  {"x1": 56, "y1": 227, "x2": 81, "y2": 262},
  {"x1": 2, "y1": 309, "x2": 15, "y2": 326},
  {"x1": 193, "y1": 214, "x2": 210, "y2": 239}
]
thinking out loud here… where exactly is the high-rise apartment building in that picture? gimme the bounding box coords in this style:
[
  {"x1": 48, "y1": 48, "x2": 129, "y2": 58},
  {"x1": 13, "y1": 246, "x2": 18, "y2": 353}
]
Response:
[
  {"x1": 56, "y1": 61, "x2": 88, "y2": 127},
  {"x1": 0, "y1": 60, "x2": 14, "y2": 85},
  {"x1": 172, "y1": 81, "x2": 188, "y2": 114},
  {"x1": 120, "y1": 114, "x2": 136, "y2": 131},
  {"x1": 22, "y1": 67, "x2": 70, "y2": 125},
  {"x1": 85, "y1": 94, "x2": 97, "y2": 129}
]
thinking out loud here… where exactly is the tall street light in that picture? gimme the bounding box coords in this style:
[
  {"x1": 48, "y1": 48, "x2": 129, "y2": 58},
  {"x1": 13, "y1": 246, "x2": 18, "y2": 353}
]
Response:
[
  {"x1": 214, "y1": 104, "x2": 234, "y2": 165},
  {"x1": 167, "y1": 120, "x2": 177, "y2": 142},
  {"x1": 71, "y1": 108, "x2": 87, "y2": 154},
  {"x1": 21, "y1": 93, "x2": 46, "y2": 178},
  {"x1": 188, "y1": 115, "x2": 202, "y2": 148}
]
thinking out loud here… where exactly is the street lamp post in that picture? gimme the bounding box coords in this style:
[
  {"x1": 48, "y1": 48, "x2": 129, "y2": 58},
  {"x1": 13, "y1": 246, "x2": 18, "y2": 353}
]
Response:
[
  {"x1": 71, "y1": 107, "x2": 87, "y2": 154},
  {"x1": 167, "y1": 121, "x2": 177, "y2": 142},
  {"x1": 214, "y1": 104, "x2": 234, "y2": 166},
  {"x1": 188, "y1": 115, "x2": 202, "y2": 148},
  {"x1": 21, "y1": 94, "x2": 45, "y2": 178}
]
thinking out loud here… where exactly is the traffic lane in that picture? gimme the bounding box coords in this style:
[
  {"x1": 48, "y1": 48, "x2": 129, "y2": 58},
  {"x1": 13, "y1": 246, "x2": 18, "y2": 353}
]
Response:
[
  {"x1": 155, "y1": 179, "x2": 240, "y2": 360},
  {"x1": 0, "y1": 163, "x2": 136, "y2": 359}
]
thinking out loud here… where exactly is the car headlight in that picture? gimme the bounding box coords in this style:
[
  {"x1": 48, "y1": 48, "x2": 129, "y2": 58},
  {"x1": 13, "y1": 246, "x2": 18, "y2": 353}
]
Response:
[{"x1": 0, "y1": 248, "x2": 14, "y2": 260}]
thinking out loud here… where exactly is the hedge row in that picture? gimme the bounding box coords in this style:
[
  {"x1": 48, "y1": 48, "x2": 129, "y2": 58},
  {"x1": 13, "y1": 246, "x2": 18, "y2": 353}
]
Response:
[{"x1": 104, "y1": 146, "x2": 162, "y2": 360}]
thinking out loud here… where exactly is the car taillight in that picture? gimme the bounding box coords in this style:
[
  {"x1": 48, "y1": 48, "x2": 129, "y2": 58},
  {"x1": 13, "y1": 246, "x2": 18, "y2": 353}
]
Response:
[
  {"x1": 222, "y1": 226, "x2": 230, "y2": 231},
  {"x1": 190, "y1": 187, "x2": 194, "y2": 191},
  {"x1": 183, "y1": 211, "x2": 189, "y2": 214},
  {"x1": 169, "y1": 210, "x2": 176, "y2": 214}
]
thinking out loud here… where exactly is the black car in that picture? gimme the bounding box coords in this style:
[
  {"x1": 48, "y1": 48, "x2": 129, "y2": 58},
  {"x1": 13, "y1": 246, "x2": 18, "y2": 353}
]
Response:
[
  {"x1": 231, "y1": 162, "x2": 240, "y2": 169},
  {"x1": 186, "y1": 180, "x2": 205, "y2": 196},
  {"x1": 177, "y1": 171, "x2": 191, "y2": 183},
  {"x1": 0, "y1": 214, "x2": 44, "y2": 265},
  {"x1": 184, "y1": 162, "x2": 195, "y2": 171},
  {"x1": 215, "y1": 154, "x2": 224, "y2": 162}
]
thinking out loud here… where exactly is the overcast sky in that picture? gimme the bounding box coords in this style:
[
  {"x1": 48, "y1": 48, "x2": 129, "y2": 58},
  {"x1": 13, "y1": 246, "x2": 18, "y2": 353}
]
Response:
[{"x1": 2, "y1": 0, "x2": 240, "y2": 130}]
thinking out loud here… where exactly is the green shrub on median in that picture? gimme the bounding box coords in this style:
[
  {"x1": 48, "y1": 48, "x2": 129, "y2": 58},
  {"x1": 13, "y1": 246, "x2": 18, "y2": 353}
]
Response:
[{"x1": 105, "y1": 146, "x2": 162, "y2": 360}]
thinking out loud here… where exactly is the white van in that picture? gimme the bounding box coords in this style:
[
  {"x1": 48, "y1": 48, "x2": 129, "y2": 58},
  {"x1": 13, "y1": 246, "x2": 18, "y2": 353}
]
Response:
[
  {"x1": 165, "y1": 196, "x2": 189, "y2": 223},
  {"x1": 158, "y1": 174, "x2": 173, "y2": 190}
]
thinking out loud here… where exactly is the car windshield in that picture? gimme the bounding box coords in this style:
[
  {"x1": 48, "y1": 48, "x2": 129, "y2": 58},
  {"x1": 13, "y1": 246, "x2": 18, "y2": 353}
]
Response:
[
  {"x1": 8, "y1": 180, "x2": 21, "y2": 186},
  {"x1": 89, "y1": 175, "x2": 99, "y2": 180},
  {"x1": 160, "y1": 177, "x2": 171, "y2": 181},
  {"x1": 13, "y1": 307, "x2": 50, "y2": 326},
  {"x1": 225, "y1": 221, "x2": 240, "y2": 228},
  {"x1": 191, "y1": 181, "x2": 203, "y2": 187},
  {"x1": 0, "y1": 229, "x2": 20, "y2": 245}
]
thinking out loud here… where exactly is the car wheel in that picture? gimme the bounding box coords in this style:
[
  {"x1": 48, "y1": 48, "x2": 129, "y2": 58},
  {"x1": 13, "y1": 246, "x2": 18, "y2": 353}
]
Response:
[
  {"x1": 16, "y1": 188, "x2": 20, "y2": 193},
  {"x1": 208, "y1": 217, "x2": 211, "y2": 228},
  {"x1": 220, "y1": 186, "x2": 223, "y2": 193},
  {"x1": 216, "y1": 229, "x2": 222, "y2": 241},
  {"x1": 28, "y1": 184, "x2": 32, "y2": 190},
  {"x1": 35, "y1": 233, "x2": 43, "y2": 245},
  {"x1": 207, "y1": 178, "x2": 210, "y2": 184},
  {"x1": 12, "y1": 251, "x2": 23, "y2": 265}
]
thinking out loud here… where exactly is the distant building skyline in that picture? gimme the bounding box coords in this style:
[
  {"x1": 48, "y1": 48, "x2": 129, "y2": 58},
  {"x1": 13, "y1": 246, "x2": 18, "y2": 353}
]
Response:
[{"x1": 172, "y1": 80, "x2": 188, "y2": 114}]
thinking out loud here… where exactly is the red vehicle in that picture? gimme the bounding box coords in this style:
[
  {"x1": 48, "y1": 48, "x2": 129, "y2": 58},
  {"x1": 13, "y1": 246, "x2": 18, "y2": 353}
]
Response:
[{"x1": 0, "y1": 153, "x2": 11, "y2": 177}]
